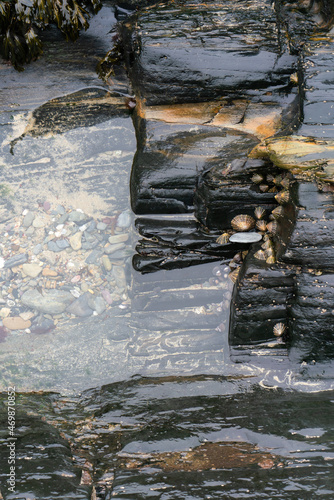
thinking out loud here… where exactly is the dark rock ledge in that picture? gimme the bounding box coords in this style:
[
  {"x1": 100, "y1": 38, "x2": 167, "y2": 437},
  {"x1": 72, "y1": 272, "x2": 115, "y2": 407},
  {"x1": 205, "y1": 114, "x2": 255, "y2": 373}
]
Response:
[{"x1": 116, "y1": 0, "x2": 334, "y2": 362}]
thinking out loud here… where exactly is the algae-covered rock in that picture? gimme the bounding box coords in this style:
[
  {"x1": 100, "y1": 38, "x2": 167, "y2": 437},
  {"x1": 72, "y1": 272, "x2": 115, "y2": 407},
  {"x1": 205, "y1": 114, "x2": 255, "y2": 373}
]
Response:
[{"x1": 250, "y1": 135, "x2": 334, "y2": 182}]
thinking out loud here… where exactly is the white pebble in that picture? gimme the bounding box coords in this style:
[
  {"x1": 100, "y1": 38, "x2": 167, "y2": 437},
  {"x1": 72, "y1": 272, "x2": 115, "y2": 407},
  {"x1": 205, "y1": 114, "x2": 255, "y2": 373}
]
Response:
[
  {"x1": 56, "y1": 224, "x2": 64, "y2": 230},
  {"x1": 0, "y1": 257, "x2": 4, "y2": 269}
]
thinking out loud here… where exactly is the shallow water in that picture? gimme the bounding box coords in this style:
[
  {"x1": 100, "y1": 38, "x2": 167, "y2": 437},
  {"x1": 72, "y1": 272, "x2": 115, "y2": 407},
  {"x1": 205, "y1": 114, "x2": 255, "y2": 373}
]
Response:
[{"x1": 0, "y1": 4, "x2": 333, "y2": 499}]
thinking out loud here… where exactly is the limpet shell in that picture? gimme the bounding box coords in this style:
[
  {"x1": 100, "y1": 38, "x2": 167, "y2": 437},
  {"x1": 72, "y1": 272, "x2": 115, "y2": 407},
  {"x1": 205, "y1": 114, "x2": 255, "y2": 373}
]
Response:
[
  {"x1": 228, "y1": 268, "x2": 240, "y2": 283},
  {"x1": 275, "y1": 190, "x2": 290, "y2": 204},
  {"x1": 251, "y1": 173, "x2": 264, "y2": 184},
  {"x1": 270, "y1": 206, "x2": 284, "y2": 219},
  {"x1": 254, "y1": 249, "x2": 267, "y2": 260},
  {"x1": 256, "y1": 220, "x2": 267, "y2": 232},
  {"x1": 266, "y1": 221, "x2": 278, "y2": 234},
  {"x1": 273, "y1": 322, "x2": 286, "y2": 337},
  {"x1": 254, "y1": 206, "x2": 266, "y2": 219},
  {"x1": 259, "y1": 184, "x2": 269, "y2": 192},
  {"x1": 231, "y1": 215, "x2": 255, "y2": 232},
  {"x1": 216, "y1": 232, "x2": 230, "y2": 244}
]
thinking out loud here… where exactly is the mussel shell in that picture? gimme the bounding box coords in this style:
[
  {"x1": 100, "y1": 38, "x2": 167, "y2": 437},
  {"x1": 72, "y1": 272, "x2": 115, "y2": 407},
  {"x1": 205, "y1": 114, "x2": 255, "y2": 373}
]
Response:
[
  {"x1": 231, "y1": 215, "x2": 255, "y2": 232},
  {"x1": 273, "y1": 322, "x2": 286, "y2": 337},
  {"x1": 216, "y1": 232, "x2": 230, "y2": 244},
  {"x1": 275, "y1": 190, "x2": 290, "y2": 204},
  {"x1": 254, "y1": 206, "x2": 266, "y2": 219}
]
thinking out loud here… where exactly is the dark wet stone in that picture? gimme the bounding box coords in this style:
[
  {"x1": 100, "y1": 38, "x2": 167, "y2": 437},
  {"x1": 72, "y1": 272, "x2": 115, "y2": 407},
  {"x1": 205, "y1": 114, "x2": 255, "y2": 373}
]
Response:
[
  {"x1": 66, "y1": 292, "x2": 93, "y2": 317},
  {"x1": 4, "y1": 253, "x2": 28, "y2": 268},
  {"x1": 10, "y1": 88, "x2": 132, "y2": 153},
  {"x1": 281, "y1": 183, "x2": 334, "y2": 269},
  {"x1": 123, "y1": 0, "x2": 297, "y2": 106}
]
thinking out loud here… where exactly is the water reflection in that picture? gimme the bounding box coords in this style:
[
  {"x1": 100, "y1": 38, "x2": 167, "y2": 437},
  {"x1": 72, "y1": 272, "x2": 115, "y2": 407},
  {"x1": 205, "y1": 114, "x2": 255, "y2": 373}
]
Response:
[{"x1": 1, "y1": 377, "x2": 333, "y2": 499}]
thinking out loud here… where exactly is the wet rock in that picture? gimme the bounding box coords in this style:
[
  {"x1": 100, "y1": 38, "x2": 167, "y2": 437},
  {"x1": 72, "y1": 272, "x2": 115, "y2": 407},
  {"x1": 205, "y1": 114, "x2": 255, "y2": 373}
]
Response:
[
  {"x1": 117, "y1": 210, "x2": 131, "y2": 228},
  {"x1": 22, "y1": 263, "x2": 43, "y2": 278},
  {"x1": 3, "y1": 316, "x2": 31, "y2": 330},
  {"x1": 66, "y1": 292, "x2": 93, "y2": 317},
  {"x1": 47, "y1": 240, "x2": 61, "y2": 252},
  {"x1": 123, "y1": 0, "x2": 297, "y2": 106},
  {"x1": 21, "y1": 289, "x2": 74, "y2": 314},
  {"x1": 86, "y1": 249, "x2": 103, "y2": 264},
  {"x1": 108, "y1": 233, "x2": 129, "y2": 244},
  {"x1": 56, "y1": 239, "x2": 70, "y2": 250}
]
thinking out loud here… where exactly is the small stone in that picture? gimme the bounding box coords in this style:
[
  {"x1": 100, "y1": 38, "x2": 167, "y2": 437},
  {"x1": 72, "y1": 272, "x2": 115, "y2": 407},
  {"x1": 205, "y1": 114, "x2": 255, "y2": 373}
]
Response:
[
  {"x1": 26, "y1": 227, "x2": 35, "y2": 236},
  {"x1": 69, "y1": 231, "x2": 82, "y2": 250},
  {"x1": 113, "y1": 266, "x2": 127, "y2": 290},
  {"x1": 56, "y1": 239, "x2": 70, "y2": 250},
  {"x1": 86, "y1": 220, "x2": 96, "y2": 233},
  {"x1": 229, "y1": 232, "x2": 263, "y2": 243},
  {"x1": 68, "y1": 210, "x2": 86, "y2": 223},
  {"x1": 58, "y1": 213, "x2": 69, "y2": 224},
  {"x1": 0, "y1": 308, "x2": 11, "y2": 318},
  {"x1": 23, "y1": 211, "x2": 35, "y2": 228},
  {"x1": 33, "y1": 243, "x2": 43, "y2": 255},
  {"x1": 85, "y1": 250, "x2": 103, "y2": 264},
  {"x1": 19, "y1": 311, "x2": 35, "y2": 321},
  {"x1": 47, "y1": 241, "x2": 59, "y2": 252},
  {"x1": 117, "y1": 210, "x2": 131, "y2": 228},
  {"x1": 3, "y1": 316, "x2": 31, "y2": 330},
  {"x1": 104, "y1": 243, "x2": 125, "y2": 255},
  {"x1": 43, "y1": 201, "x2": 51, "y2": 211},
  {"x1": 101, "y1": 289, "x2": 113, "y2": 304},
  {"x1": 0, "y1": 257, "x2": 4, "y2": 269},
  {"x1": 33, "y1": 216, "x2": 46, "y2": 228},
  {"x1": 22, "y1": 263, "x2": 43, "y2": 278},
  {"x1": 87, "y1": 295, "x2": 106, "y2": 314},
  {"x1": 102, "y1": 255, "x2": 112, "y2": 271},
  {"x1": 97, "y1": 222, "x2": 107, "y2": 231},
  {"x1": 55, "y1": 205, "x2": 66, "y2": 215},
  {"x1": 30, "y1": 317, "x2": 56, "y2": 334},
  {"x1": 21, "y1": 289, "x2": 74, "y2": 314},
  {"x1": 66, "y1": 292, "x2": 93, "y2": 317},
  {"x1": 42, "y1": 268, "x2": 58, "y2": 277},
  {"x1": 81, "y1": 282, "x2": 89, "y2": 293},
  {"x1": 42, "y1": 250, "x2": 57, "y2": 265},
  {"x1": 4, "y1": 253, "x2": 28, "y2": 268},
  {"x1": 108, "y1": 233, "x2": 129, "y2": 244}
]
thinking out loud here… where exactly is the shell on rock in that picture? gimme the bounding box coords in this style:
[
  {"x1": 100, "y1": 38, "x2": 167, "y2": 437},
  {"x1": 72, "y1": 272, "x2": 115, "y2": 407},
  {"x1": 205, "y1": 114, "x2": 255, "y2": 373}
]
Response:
[
  {"x1": 266, "y1": 255, "x2": 276, "y2": 264},
  {"x1": 256, "y1": 220, "x2": 267, "y2": 232},
  {"x1": 280, "y1": 177, "x2": 291, "y2": 189},
  {"x1": 231, "y1": 215, "x2": 255, "y2": 232},
  {"x1": 254, "y1": 249, "x2": 267, "y2": 260},
  {"x1": 262, "y1": 238, "x2": 273, "y2": 250},
  {"x1": 254, "y1": 206, "x2": 266, "y2": 219},
  {"x1": 259, "y1": 184, "x2": 269, "y2": 192},
  {"x1": 266, "y1": 221, "x2": 278, "y2": 234},
  {"x1": 273, "y1": 322, "x2": 286, "y2": 337},
  {"x1": 275, "y1": 190, "x2": 290, "y2": 204},
  {"x1": 270, "y1": 206, "x2": 284, "y2": 219},
  {"x1": 266, "y1": 174, "x2": 274, "y2": 183},
  {"x1": 268, "y1": 186, "x2": 278, "y2": 193},
  {"x1": 273, "y1": 175, "x2": 283, "y2": 185},
  {"x1": 228, "y1": 268, "x2": 240, "y2": 283},
  {"x1": 216, "y1": 232, "x2": 230, "y2": 244},
  {"x1": 251, "y1": 173, "x2": 264, "y2": 184}
]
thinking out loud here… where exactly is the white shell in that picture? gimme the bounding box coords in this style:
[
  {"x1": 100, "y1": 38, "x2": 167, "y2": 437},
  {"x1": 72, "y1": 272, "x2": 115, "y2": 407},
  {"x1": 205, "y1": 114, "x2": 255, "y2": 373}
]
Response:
[{"x1": 229, "y1": 232, "x2": 262, "y2": 243}]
